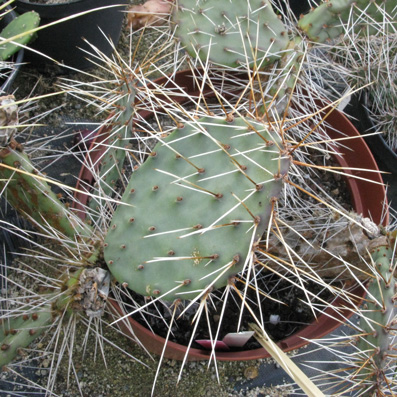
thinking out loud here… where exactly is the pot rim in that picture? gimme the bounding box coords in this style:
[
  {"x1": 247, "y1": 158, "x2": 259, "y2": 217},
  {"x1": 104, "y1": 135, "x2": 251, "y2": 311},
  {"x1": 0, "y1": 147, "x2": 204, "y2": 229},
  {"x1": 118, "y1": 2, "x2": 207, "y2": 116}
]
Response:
[{"x1": 15, "y1": 0, "x2": 122, "y2": 7}]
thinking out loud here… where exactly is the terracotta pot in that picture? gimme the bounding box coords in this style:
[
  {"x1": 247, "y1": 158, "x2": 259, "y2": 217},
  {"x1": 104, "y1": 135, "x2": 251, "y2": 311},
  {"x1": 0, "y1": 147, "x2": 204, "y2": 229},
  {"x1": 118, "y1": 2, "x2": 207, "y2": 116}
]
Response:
[{"x1": 74, "y1": 69, "x2": 386, "y2": 361}]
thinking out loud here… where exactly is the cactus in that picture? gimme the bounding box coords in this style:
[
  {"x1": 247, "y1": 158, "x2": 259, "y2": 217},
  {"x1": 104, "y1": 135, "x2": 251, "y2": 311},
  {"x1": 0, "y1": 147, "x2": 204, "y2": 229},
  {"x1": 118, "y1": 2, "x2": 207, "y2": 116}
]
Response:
[
  {"x1": 105, "y1": 115, "x2": 290, "y2": 300},
  {"x1": 353, "y1": 234, "x2": 396, "y2": 396},
  {"x1": 0, "y1": 308, "x2": 53, "y2": 367},
  {"x1": 298, "y1": 0, "x2": 396, "y2": 43},
  {"x1": 171, "y1": 0, "x2": 395, "y2": 115},
  {"x1": 0, "y1": 265, "x2": 110, "y2": 369},
  {"x1": 172, "y1": 0, "x2": 289, "y2": 69},
  {"x1": 0, "y1": 11, "x2": 40, "y2": 61},
  {"x1": 171, "y1": 0, "x2": 396, "y2": 68},
  {"x1": 325, "y1": 23, "x2": 397, "y2": 153},
  {"x1": 0, "y1": 138, "x2": 93, "y2": 241},
  {"x1": 0, "y1": 0, "x2": 396, "y2": 395},
  {"x1": 88, "y1": 81, "x2": 137, "y2": 223}
]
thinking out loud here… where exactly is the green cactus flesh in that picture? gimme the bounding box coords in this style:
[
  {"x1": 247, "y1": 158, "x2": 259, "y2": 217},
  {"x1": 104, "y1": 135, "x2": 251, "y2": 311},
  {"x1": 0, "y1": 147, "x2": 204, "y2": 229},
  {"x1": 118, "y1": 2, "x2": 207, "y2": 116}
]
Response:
[
  {"x1": 298, "y1": 0, "x2": 396, "y2": 43},
  {"x1": 0, "y1": 145, "x2": 92, "y2": 240},
  {"x1": 356, "y1": 241, "x2": 396, "y2": 394},
  {"x1": 172, "y1": 0, "x2": 289, "y2": 69},
  {"x1": 88, "y1": 84, "x2": 136, "y2": 220},
  {"x1": 0, "y1": 308, "x2": 52, "y2": 367},
  {"x1": 264, "y1": 37, "x2": 303, "y2": 110},
  {"x1": 0, "y1": 11, "x2": 40, "y2": 61},
  {"x1": 104, "y1": 116, "x2": 290, "y2": 301}
]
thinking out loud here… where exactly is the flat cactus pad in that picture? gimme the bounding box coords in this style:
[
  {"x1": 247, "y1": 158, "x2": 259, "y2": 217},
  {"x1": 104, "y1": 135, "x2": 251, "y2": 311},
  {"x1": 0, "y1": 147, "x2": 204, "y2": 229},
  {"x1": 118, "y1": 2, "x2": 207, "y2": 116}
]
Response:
[
  {"x1": 105, "y1": 115, "x2": 290, "y2": 301},
  {"x1": 172, "y1": 0, "x2": 289, "y2": 69}
]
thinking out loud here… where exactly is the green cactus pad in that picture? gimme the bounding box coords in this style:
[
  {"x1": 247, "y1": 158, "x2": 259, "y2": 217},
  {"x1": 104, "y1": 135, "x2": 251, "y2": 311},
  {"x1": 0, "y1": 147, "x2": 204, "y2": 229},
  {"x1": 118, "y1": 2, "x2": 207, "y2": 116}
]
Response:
[
  {"x1": 0, "y1": 11, "x2": 40, "y2": 61},
  {"x1": 172, "y1": 0, "x2": 289, "y2": 69},
  {"x1": 0, "y1": 308, "x2": 52, "y2": 367},
  {"x1": 298, "y1": 0, "x2": 396, "y2": 43},
  {"x1": 0, "y1": 144, "x2": 92, "y2": 240},
  {"x1": 88, "y1": 84, "x2": 136, "y2": 221},
  {"x1": 356, "y1": 240, "x2": 396, "y2": 389},
  {"x1": 104, "y1": 115, "x2": 290, "y2": 301}
]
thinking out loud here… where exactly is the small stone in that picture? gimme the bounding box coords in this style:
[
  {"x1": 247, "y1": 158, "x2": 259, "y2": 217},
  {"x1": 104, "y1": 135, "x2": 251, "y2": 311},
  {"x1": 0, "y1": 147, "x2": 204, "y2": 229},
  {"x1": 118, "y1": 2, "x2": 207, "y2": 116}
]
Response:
[
  {"x1": 244, "y1": 366, "x2": 259, "y2": 379},
  {"x1": 269, "y1": 314, "x2": 280, "y2": 325}
]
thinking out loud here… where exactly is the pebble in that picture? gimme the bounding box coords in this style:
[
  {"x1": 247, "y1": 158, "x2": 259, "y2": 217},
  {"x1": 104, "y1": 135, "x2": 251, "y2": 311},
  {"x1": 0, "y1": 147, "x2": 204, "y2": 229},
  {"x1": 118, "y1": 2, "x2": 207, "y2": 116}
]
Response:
[{"x1": 244, "y1": 366, "x2": 259, "y2": 380}]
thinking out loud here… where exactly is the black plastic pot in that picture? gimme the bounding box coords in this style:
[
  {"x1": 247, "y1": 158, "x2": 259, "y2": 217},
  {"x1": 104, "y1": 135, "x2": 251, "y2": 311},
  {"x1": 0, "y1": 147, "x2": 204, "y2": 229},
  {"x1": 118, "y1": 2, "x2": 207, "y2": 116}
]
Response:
[
  {"x1": 274, "y1": 0, "x2": 311, "y2": 17},
  {"x1": 0, "y1": 6, "x2": 25, "y2": 93},
  {"x1": 15, "y1": 0, "x2": 128, "y2": 71},
  {"x1": 346, "y1": 93, "x2": 397, "y2": 211},
  {"x1": 347, "y1": 94, "x2": 397, "y2": 173}
]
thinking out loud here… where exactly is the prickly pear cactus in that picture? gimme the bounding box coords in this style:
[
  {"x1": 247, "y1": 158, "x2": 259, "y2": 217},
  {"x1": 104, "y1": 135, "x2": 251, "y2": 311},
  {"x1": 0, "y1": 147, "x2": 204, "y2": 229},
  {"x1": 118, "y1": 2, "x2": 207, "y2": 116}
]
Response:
[
  {"x1": 0, "y1": 308, "x2": 52, "y2": 367},
  {"x1": 355, "y1": 235, "x2": 397, "y2": 395},
  {"x1": 104, "y1": 115, "x2": 290, "y2": 301},
  {"x1": 172, "y1": 0, "x2": 289, "y2": 69},
  {"x1": 298, "y1": 0, "x2": 396, "y2": 43},
  {"x1": 88, "y1": 82, "x2": 136, "y2": 220},
  {"x1": 0, "y1": 141, "x2": 92, "y2": 240},
  {"x1": 0, "y1": 11, "x2": 40, "y2": 61}
]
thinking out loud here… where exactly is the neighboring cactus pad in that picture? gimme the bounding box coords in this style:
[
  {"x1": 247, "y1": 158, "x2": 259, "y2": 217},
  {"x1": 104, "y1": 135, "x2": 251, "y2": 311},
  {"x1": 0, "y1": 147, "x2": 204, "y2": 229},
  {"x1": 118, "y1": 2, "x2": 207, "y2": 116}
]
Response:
[
  {"x1": 0, "y1": 308, "x2": 52, "y2": 367},
  {"x1": 355, "y1": 237, "x2": 397, "y2": 395},
  {"x1": 0, "y1": 141, "x2": 92, "y2": 240},
  {"x1": 298, "y1": 0, "x2": 396, "y2": 43},
  {"x1": 104, "y1": 115, "x2": 290, "y2": 301},
  {"x1": 88, "y1": 83, "x2": 136, "y2": 220},
  {"x1": 0, "y1": 11, "x2": 40, "y2": 61},
  {"x1": 172, "y1": 0, "x2": 289, "y2": 69}
]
